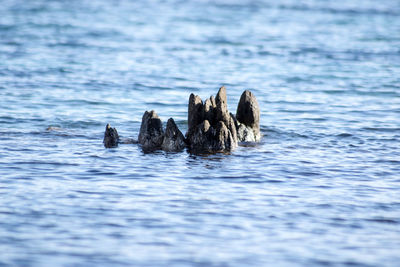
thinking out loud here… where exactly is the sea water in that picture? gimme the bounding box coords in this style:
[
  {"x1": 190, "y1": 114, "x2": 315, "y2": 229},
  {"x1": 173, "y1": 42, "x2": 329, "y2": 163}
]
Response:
[{"x1": 0, "y1": 0, "x2": 399, "y2": 266}]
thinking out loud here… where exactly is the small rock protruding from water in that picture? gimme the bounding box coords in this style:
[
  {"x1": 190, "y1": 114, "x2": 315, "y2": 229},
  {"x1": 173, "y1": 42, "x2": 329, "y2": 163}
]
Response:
[
  {"x1": 162, "y1": 118, "x2": 186, "y2": 152},
  {"x1": 46, "y1": 126, "x2": 61, "y2": 131},
  {"x1": 186, "y1": 86, "x2": 238, "y2": 153},
  {"x1": 103, "y1": 124, "x2": 119, "y2": 148},
  {"x1": 236, "y1": 90, "x2": 261, "y2": 142},
  {"x1": 138, "y1": 110, "x2": 164, "y2": 151}
]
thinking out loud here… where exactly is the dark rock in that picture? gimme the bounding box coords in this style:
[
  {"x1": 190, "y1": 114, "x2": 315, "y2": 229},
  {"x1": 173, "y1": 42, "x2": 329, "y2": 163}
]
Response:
[
  {"x1": 103, "y1": 124, "x2": 119, "y2": 148},
  {"x1": 187, "y1": 120, "x2": 213, "y2": 153},
  {"x1": 226, "y1": 113, "x2": 238, "y2": 144},
  {"x1": 187, "y1": 94, "x2": 204, "y2": 135},
  {"x1": 236, "y1": 90, "x2": 261, "y2": 142},
  {"x1": 236, "y1": 90, "x2": 260, "y2": 131},
  {"x1": 214, "y1": 121, "x2": 236, "y2": 152},
  {"x1": 187, "y1": 120, "x2": 236, "y2": 153},
  {"x1": 138, "y1": 110, "x2": 164, "y2": 151},
  {"x1": 186, "y1": 86, "x2": 238, "y2": 153},
  {"x1": 162, "y1": 118, "x2": 186, "y2": 152}
]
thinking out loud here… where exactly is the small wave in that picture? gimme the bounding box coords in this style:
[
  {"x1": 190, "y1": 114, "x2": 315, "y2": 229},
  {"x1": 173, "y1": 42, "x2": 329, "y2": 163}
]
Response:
[
  {"x1": 362, "y1": 127, "x2": 400, "y2": 133},
  {"x1": 206, "y1": 37, "x2": 245, "y2": 46},
  {"x1": 285, "y1": 76, "x2": 308, "y2": 83},
  {"x1": 365, "y1": 218, "x2": 399, "y2": 224},
  {"x1": 257, "y1": 50, "x2": 275, "y2": 56},
  {"x1": 337, "y1": 133, "x2": 353, "y2": 138},
  {"x1": 15, "y1": 161, "x2": 79, "y2": 166},
  {"x1": 47, "y1": 41, "x2": 89, "y2": 48},
  {"x1": 322, "y1": 89, "x2": 347, "y2": 95},
  {"x1": 62, "y1": 99, "x2": 107, "y2": 106},
  {"x1": 353, "y1": 90, "x2": 400, "y2": 97},
  {"x1": 86, "y1": 169, "x2": 118, "y2": 176},
  {"x1": 54, "y1": 120, "x2": 103, "y2": 129},
  {"x1": 75, "y1": 190, "x2": 103, "y2": 195},
  {"x1": 278, "y1": 4, "x2": 400, "y2": 17},
  {"x1": 296, "y1": 171, "x2": 321, "y2": 177},
  {"x1": 86, "y1": 29, "x2": 124, "y2": 38},
  {"x1": 374, "y1": 159, "x2": 400, "y2": 164},
  {"x1": 290, "y1": 46, "x2": 400, "y2": 62},
  {"x1": 0, "y1": 24, "x2": 16, "y2": 31},
  {"x1": 268, "y1": 129, "x2": 311, "y2": 140},
  {"x1": 0, "y1": 115, "x2": 16, "y2": 122}
]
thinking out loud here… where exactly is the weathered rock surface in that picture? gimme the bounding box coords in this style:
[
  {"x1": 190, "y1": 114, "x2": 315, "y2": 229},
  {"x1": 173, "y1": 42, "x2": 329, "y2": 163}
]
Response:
[
  {"x1": 103, "y1": 124, "x2": 119, "y2": 148},
  {"x1": 161, "y1": 118, "x2": 186, "y2": 152},
  {"x1": 215, "y1": 86, "x2": 238, "y2": 144},
  {"x1": 186, "y1": 86, "x2": 238, "y2": 153},
  {"x1": 214, "y1": 120, "x2": 236, "y2": 152},
  {"x1": 215, "y1": 86, "x2": 230, "y2": 124},
  {"x1": 138, "y1": 110, "x2": 164, "y2": 151},
  {"x1": 236, "y1": 90, "x2": 261, "y2": 142},
  {"x1": 188, "y1": 120, "x2": 212, "y2": 152},
  {"x1": 104, "y1": 87, "x2": 261, "y2": 153}
]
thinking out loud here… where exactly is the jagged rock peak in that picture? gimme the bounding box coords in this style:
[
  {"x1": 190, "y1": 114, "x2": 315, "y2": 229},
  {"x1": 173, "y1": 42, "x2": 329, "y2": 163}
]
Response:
[
  {"x1": 138, "y1": 110, "x2": 164, "y2": 151},
  {"x1": 236, "y1": 90, "x2": 261, "y2": 142},
  {"x1": 216, "y1": 86, "x2": 227, "y2": 106},
  {"x1": 187, "y1": 94, "x2": 204, "y2": 135},
  {"x1": 162, "y1": 118, "x2": 186, "y2": 152}
]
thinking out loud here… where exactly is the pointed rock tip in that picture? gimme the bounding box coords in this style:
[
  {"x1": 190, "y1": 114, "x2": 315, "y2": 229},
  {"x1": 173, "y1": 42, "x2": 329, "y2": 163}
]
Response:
[
  {"x1": 149, "y1": 110, "x2": 159, "y2": 117},
  {"x1": 216, "y1": 85, "x2": 227, "y2": 104}
]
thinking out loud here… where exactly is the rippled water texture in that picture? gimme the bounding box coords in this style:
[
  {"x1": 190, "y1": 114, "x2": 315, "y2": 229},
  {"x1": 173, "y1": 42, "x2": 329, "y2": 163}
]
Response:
[{"x1": 1, "y1": 0, "x2": 400, "y2": 266}]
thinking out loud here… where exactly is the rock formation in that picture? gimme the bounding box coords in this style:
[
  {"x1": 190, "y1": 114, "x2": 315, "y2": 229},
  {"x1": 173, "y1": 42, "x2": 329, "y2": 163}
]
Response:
[
  {"x1": 161, "y1": 118, "x2": 186, "y2": 152},
  {"x1": 138, "y1": 110, "x2": 164, "y2": 151},
  {"x1": 236, "y1": 90, "x2": 261, "y2": 142},
  {"x1": 104, "y1": 87, "x2": 261, "y2": 153},
  {"x1": 186, "y1": 86, "x2": 237, "y2": 153},
  {"x1": 137, "y1": 111, "x2": 186, "y2": 152},
  {"x1": 103, "y1": 124, "x2": 119, "y2": 148}
]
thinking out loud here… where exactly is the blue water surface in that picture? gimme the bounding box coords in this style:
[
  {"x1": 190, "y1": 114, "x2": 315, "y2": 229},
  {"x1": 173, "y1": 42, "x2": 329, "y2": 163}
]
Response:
[{"x1": 1, "y1": 0, "x2": 400, "y2": 266}]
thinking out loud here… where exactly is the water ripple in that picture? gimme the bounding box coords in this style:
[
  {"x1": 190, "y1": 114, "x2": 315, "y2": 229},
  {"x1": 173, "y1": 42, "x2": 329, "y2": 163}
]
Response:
[{"x1": 1, "y1": 0, "x2": 400, "y2": 266}]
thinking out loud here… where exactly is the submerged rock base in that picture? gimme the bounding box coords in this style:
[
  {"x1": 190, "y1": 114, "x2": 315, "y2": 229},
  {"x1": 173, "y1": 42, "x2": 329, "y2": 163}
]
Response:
[{"x1": 104, "y1": 87, "x2": 261, "y2": 153}]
